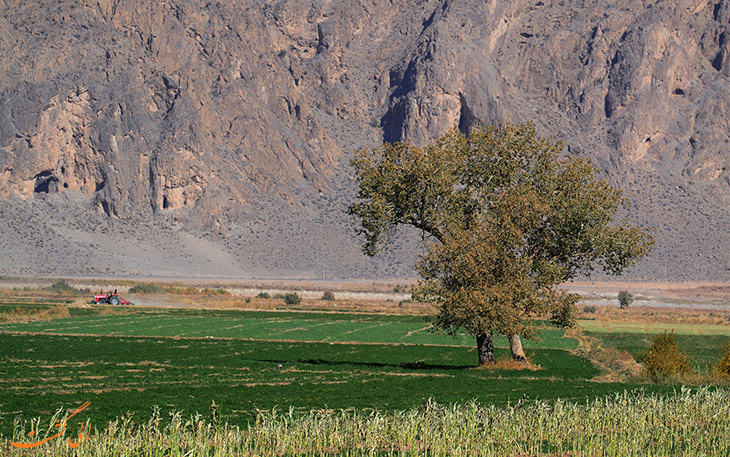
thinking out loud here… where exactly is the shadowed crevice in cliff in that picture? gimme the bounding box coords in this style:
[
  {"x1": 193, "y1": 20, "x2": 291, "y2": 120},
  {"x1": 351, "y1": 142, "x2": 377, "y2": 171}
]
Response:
[
  {"x1": 381, "y1": 60, "x2": 421, "y2": 143},
  {"x1": 0, "y1": 0, "x2": 728, "y2": 280},
  {"x1": 458, "y1": 93, "x2": 476, "y2": 134}
]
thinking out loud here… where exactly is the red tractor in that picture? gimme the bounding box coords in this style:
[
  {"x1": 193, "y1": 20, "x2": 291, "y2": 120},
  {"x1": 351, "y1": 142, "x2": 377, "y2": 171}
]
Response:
[{"x1": 93, "y1": 289, "x2": 131, "y2": 305}]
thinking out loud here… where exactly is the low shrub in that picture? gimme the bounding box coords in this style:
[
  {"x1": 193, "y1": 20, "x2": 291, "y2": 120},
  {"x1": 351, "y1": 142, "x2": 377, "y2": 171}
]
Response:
[
  {"x1": 175, "y1": 286, "x2": 200, "y2": 295},
  {"x1": 284, "y1": 292, "x2": 301, "y2": 305},
  {"x1": 129, "y1": 283, "x2": 166, "y2": 294},
  {"x1": 46, "y1": 280, "x2": 79, "y2": 294},
  {"x1": 583, "y1": 305, "x2": 597, "y2": 313},
  {"x1": 618, "y1": 290, "x2": 633, "y2": 309},
  {"x1": 321, "y1": 290, "x2": 335, "y2": 301},
  {"x1": 256, "y1": 292, "x2": 271, "y2": 299},
  {"x1": 714, "y1": 343, "x2": 730, "y2": 381},
  {"x1": 201, "y1": 288, "x2": 230, "y2": 296},
  {"x1": 129, "y1": 283, "x2": 229, "y2": 296},
  {"x1": 641, "y1": 331, "x2": 692, "y2": 382}
]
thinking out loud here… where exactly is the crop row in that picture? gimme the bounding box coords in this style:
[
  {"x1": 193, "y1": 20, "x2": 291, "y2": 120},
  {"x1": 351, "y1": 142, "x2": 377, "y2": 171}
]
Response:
[{"x1": 3, "y1": 388, "x2": 729, "y2": 456}]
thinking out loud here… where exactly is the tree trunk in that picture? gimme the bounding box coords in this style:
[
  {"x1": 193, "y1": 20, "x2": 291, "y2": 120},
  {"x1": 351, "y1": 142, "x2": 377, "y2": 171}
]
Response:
[
  {"x1": 508, "y1": 334, "x2": 527, "y2": 363},
  {"x1": 476, "y1": 331, "x2": 495, "y2": 366}
]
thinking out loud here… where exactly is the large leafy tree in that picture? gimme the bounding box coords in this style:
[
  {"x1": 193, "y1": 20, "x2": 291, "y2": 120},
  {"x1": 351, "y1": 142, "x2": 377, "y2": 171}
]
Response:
[{"x1": 349, "y1": 123, "x2": 654, "y2": 366}]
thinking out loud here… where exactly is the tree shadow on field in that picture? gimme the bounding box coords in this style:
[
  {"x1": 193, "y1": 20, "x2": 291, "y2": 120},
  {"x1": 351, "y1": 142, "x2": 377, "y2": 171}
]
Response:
[{"x1": 296, "y1": 358, "x2": 471, "y2": 371}]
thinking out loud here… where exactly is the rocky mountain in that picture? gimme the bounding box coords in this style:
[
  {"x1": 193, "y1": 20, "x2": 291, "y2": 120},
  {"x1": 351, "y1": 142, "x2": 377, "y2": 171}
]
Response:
[{"x1": 0, "y1": 0, "x2": 728, "y2": 280}]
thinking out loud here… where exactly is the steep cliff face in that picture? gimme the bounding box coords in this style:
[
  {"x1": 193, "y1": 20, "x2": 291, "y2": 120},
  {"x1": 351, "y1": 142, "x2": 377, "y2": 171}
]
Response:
[
  {"x1": 0, "y1": 0, "x2": 348, "y2": 220},
  {"x1": 0, "y1": 0, "x2": 728, "y2": 279}
]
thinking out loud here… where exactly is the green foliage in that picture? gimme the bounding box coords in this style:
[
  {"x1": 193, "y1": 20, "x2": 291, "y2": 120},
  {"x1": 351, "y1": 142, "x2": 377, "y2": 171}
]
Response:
[
  {"x1": 583, "y1": 305, "x2": 597, "y2": 313},
  {"x1": 129, "y1": 283, "x2": 166, "y2": 294},
  {"x1": 128, "y1": 282, "x2": 229, "y2": 295},
  {"x1": 714, "y1": 343, "x2": 730, "y2": 381},
  {"x1": 283, "y1": 292, "x2": 302, "y2": 305},
  {"x1": 173, "y1": 285, "x2": 201, "y2": 295},
  {"x1": 351, "y1": 123, "x2": 653, "y2": 360},
  {"x1": 256, "y1": 292, "x2": 271, "y2": 299},
  {"x1": 587, "y1": 330, "x2": 730, "y2": 374},
  {"x1": 641, "y1": 331, "x2": 692, "y2": 381},
  {"x1": 45, "y1": 280, "x2": 79, "y2": 294},
  {"x1": 321, "y1": 290, "x2": 336, "y2": 301},
  {"x1": 618, "y1": 290, "x2": 633, "y2": 309}
]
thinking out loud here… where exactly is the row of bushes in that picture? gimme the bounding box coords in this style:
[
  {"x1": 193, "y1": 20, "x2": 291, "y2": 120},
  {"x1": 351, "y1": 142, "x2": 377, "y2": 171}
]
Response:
[
  {"x1": 38, "y1": 281, "x2": 344, "y2": 305},
  {"x1": 256, "y1": 292, "x2": 302, "y2": 305},
  {"x1": 38, "y1": 280, "x2": 226, "y2": 297},
  {"x1": 128, "y1": 282, "x2": 230, "y2": 296},
  {"x1": 12, "y1": 280, "x2": 94, "y2": 296},
  {"x1": 643, "y1": 331, "x2": 730, "y2": 382},
  {"x1": 45, "y1": 280, "x2": 86, "y2": 295},
  {"x1": 255, "y1": 291, "x2": 337, "y2": 304}
]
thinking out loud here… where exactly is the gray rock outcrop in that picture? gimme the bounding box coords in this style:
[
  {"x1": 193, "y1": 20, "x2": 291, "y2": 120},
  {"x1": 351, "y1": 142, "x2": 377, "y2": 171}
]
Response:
[{"x1": 0, "y1": 0, "x2": 728, "y2": 280}]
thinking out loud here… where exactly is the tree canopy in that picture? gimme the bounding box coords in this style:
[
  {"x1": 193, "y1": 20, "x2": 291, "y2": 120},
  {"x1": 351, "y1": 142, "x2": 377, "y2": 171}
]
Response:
[{"x1": 349, "y1": 123, "x2": 654, "y2": 365}]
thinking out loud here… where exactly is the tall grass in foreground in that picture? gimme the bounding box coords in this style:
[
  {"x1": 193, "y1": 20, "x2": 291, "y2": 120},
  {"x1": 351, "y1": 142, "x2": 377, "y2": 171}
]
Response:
[{"x1": 3, "y1": 388, "x2": 730, "y2": 456}]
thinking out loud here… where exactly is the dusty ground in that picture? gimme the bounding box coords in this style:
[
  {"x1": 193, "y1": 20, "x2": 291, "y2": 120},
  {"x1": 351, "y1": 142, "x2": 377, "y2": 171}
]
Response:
[
  {"x1": 564, "y1": 281, "x2": 730, "y2": 307},
  {"x1": 3, "y1": 277, "x2": 729, "y2": 301},
  {"x1": 2, "y1": 277, "x2": 729, "y2": 317},
  {"x1": 576, "y1": 304, "x2": 730, "y2": 326}
]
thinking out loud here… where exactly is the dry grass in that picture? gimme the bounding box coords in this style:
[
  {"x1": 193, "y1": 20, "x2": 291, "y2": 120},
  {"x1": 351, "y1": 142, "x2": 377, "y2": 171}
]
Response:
[
  {"x1": 714, "y1": 343, "x2": 730, "y2": 381},
  {"x1": 569, "y1": 280, "x2": 730, "y2": 303},
  {"x1": 0, "y1": 306, "x2": 71, "y2": 323},
  {"x1": 577, "y1": 304, "x2": 730, "y2": 326},
  {"x1": 473, "y1": 359, "x2": 543, "y2": 371},
  {"x1": 5, "y1": 389, "x2": 730, "y2": 456},
  {"x1": 144, "y1": 292, "x2": 437, "y2": 315},
  {"x1": 565, "y1": 327, "x2": 642, "y2": 382}
]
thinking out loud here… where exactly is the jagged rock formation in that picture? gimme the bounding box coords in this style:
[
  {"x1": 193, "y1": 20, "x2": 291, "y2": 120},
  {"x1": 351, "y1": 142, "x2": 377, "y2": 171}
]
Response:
[{"x1": 0, "y1": 0, "x2": 728, "y2": 280}]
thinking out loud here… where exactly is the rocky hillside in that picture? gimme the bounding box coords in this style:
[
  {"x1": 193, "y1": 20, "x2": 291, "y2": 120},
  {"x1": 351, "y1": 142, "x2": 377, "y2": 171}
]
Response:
[{"x1": 0, "y1": 0, "x2": 728, "y2": 280}]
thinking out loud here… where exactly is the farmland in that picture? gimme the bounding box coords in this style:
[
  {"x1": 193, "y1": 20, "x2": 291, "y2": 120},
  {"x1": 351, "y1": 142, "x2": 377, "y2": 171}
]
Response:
[
  {"x1": 0, "y1": 304, "x2": 644, "y2": 434},
  {"x1": 583, "y1": 320, "x2": 730, "y2": 374},
  {"x1": 5, "y1": 388, "x2": 730, "y2": 456},
  {"x1": 1, "y1": 283, "x2": 730, "y2": 455},
  {"x1": 0, "y1": 307, "x2": 577, "y2": 348}
]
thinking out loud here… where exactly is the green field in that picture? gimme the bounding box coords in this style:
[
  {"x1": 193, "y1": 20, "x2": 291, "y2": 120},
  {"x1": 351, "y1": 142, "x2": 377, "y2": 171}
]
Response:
[
  {"x1": 582, "y1": 319, "x2": 730, "y2": 373},
  {"x1": 579, "y1": 319, "x2": 730, "y2": 336},
  {"x1": 0, "y1": 305, "x2": 690, "y2": 437},
  {"x1": 0, "y1": 307, "x2": 578, "y2": 348}
]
